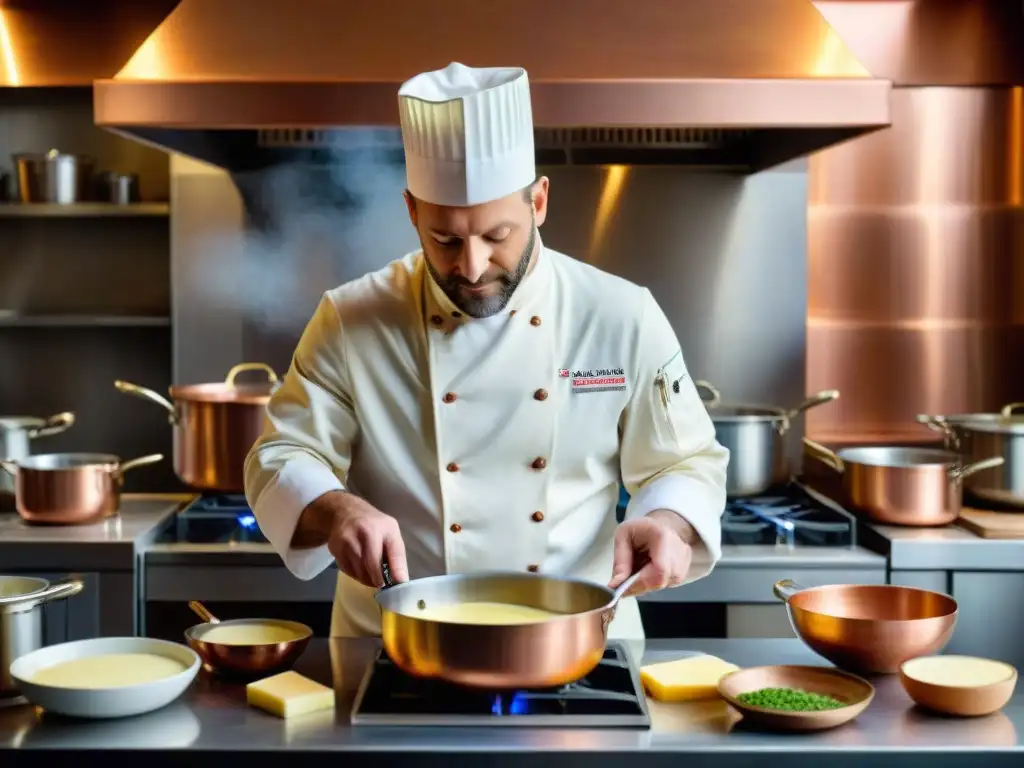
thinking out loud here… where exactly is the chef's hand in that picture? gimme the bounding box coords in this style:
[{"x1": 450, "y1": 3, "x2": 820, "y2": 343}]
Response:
[
  {"x1": 326, "y1": 492, "x2": 409, "y2": 588},
  {"x1": 608, "y1": 510, "x2": 695, "y2": 597}
]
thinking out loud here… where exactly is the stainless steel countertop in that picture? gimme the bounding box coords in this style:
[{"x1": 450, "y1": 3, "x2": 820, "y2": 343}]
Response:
[
  {"x1": 1, "y1": 638, "x2": 1019, "y2": 764},
  {"x1": 0, "y1": 496, "x2": 186, "y2": 570},
  {"x1": 860, "y1": 521, "x2": 1024, "y2": 571}
]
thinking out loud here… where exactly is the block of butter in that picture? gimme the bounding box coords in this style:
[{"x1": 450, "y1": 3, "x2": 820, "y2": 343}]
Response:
[
  {"x1": 246, "y1": 670, "x2": 336, "y2": 719},
  {"x1": 640, "y1": 654, "x2": 740, "y2": 702}
]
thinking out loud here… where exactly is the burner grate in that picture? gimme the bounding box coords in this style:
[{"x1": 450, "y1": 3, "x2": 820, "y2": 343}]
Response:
[
  {"x1": 351, "y1": 643, "x2": 650, "y2": 727},
  {"x1": 721, "y1": 482, "x2": 855, "y2": 548}
]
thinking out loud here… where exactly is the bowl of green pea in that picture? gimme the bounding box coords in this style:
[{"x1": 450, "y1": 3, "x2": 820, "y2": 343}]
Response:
[{"x1": 718, "y1": 665, "x2": 875, "y2": 732}]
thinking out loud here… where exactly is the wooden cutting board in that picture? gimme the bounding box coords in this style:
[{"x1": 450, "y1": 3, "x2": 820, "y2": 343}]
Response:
[{"x1": 958, "y1": 507, "x2": 1024, "y2": 539}]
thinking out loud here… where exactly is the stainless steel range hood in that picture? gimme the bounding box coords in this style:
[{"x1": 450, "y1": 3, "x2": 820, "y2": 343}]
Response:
[{"x1": 93, "y1": 0, "x2": 891, "y2": 173}]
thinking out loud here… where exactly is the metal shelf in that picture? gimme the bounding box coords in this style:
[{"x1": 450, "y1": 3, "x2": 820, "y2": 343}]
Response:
[
  {"x1": 0, "y1": 203, "x2": 170, "y2": 217},
  {"x1": 0, "y1": 314, "x2": 171, "y2": 328}
]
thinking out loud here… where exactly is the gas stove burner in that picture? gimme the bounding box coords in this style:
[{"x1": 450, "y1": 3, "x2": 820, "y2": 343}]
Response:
[
  {"x1": 350, "y1": 643, "x2": 650, "y2": 727},
  {"x1": 721, "y1": 482, "x2": 855, "y2": 548},
  {"x1": 160, "y1": 494, "x2": 267, "y2": 544}
]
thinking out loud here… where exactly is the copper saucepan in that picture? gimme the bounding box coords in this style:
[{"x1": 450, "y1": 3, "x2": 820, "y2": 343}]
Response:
[
  {"x1": 0, "y1": 452, "x2": 164, "y2": 525},
  {"x1": 376, "y1": 564, "x2": 641, "y2": 689},
  {"x1": 774, "y1": 579, "x2": 958, "y2": 674},
  {"x1": 803, "y1": 437, "x2": 1004, "y2": 526},
  {"x1": 114, "y1": 363, "x2": 279, "y2": 493},
  {"x1": 184, "y1": 601, "x2": 312, "y2": 678}
]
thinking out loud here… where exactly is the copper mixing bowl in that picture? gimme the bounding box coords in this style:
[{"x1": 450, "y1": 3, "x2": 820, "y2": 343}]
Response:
[{"x1": 774, "y1": 579, "x2": 958, "y2": 674}]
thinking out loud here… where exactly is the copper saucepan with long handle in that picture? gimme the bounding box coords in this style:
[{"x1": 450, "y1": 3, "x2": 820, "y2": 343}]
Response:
[
  {"x1": 0, "y1": 452, "x2": 164, "y2": 525},
  {"x1": 376, "y1": 563, "x2": 642, "y2": 689},
  {"x1": 114, "y1": 363, "x2": 279, "y2": 493},
  {"x1": 184, "y1": 601, "x2": 312, "y2": 679}
]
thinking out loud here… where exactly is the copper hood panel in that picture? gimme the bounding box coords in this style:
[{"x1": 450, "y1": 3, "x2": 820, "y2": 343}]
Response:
[{"x1": 93, "y1": 0, "x2": 892, "y2": 171}]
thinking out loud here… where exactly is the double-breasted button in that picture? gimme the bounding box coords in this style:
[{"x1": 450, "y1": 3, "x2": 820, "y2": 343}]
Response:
[
  {"x1": 449, "y1": 523, "x2": 462, "y2": 533},
  {"x1": 446, "y1": 462, "x2": 460, "y2": 473},
  {"x1": 530, "y1": 315, "x2": 542, "y2": 327},
  {"x1": 531, "y1": 511, "x2": 545, "y2": 523},
  {"x1": 430, "y1": 314, "x2": 444, "y2": 326},
  {"x1": 531, "y1": 457, "x2": 547, "y2": 470},
  {"x1": 533, "y1": 388, "x2": 548, "y2": 401},
  {"x1": 451, "y1": 311, "x2": 462, "y2": 319},
  {"x1": 527, "y1": 564, "x2": 540, "y2": 573},
  {"x1": 510, "y1": 309, "x2": 518, "y2": 317},
  {"x1": 443, "y1": 392, "x2": 457, "y2": 404}
]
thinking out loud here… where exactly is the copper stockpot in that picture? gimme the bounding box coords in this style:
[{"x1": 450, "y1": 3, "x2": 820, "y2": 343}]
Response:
[
  {"x1": 114, "y1": 363, "x2": 279, "y2": 493},
  {"x1": 774, "y1": 579, "x2": 958, "y2": 675},
  {"x1": 375, "y1": 566, "x2": 640, "y2": 689},
  {"x1": 803, "y1": 437, "x2": 1004, "y2": 526},
  {"x1": 0, "y1": 453, "x2": 164, "y2": 525},
  {"x1": 184, "y1": 601, "x2": 312, "y2": 679}
]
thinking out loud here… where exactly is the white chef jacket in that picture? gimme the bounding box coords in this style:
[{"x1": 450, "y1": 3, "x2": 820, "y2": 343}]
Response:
[{"x1": 245, "y1": 245, "x2": 729, "y2": 639}]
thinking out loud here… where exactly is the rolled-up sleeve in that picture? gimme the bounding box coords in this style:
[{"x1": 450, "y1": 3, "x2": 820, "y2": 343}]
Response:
[
  {"x1": 619, "y1": 289, "x2": 729, "y2": 583},
  {"x1": 244, "y1": 292, "x2": 358, "y2": 580}
]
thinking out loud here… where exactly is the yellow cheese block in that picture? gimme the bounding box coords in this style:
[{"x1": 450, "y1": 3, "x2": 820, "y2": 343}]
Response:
[
  {"x1": 246, "y1": 670, "x2": 336, "y2": 719},
  {"x1": 640, "y1": 654, "x2": 740, "y2": 702}
]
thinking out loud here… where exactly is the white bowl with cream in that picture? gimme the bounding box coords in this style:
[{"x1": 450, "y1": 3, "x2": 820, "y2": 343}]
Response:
[{"x1": 10, "y1": 636, "x2": 200, "y2": 719}]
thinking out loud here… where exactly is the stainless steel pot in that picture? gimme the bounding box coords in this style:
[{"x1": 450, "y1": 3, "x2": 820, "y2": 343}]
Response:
[
  {"x1": 0, "y1": 576, "x2": 84, "y2": 701},
  {"x1": 696, "y1": 381, "x2": 840, "y2": 496},
  {"x1": 376, "y1": 566, "x2": 640, "y2": 689},
  {"x1": 0, "y1": 412, "x2": 75, "y2": 495},
  {"x1": 803, "y1": 438, "x2": 1004, "y2": 527},
  {"x1": 918, "y1": 404, "x2": 1024, "y2": 507},
  {"x1": 115, "y1": 363, "x2": 279, "y2": 493},
  {"x1": 13, "y1": 150, "x2": 95, "y2": 204}
]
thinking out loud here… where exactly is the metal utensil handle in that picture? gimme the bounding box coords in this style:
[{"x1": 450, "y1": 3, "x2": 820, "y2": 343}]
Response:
[
  {"x1": 611, "y1": 571, "x2": 642, "y2": 603},
  {"x1": 380, "y1": 559, "x2": 395, "y2": 589},
  {"x1": 950, "y1": 456, "x2": 1005, "y2": 483},
  {"x1": 114, "y1": 379, "x2": 177, "y2": 417},
  {"x1": 0, "y1": 460, "x2": 16, "y2": 477},
  {"x1": 773, "y1": 578, "x2": 805, "y2": 603},
  {"x1": 802, "y1": 437, "x2": 845, "y2": 474},
  {"x1": 189, "y1": 600, "x2": 220, "y2": 624},
  {"x1": 225, "y1": 362, "x2": 279, "y2": 387},
  {"x1": 29, "y1": 411, "x2": 75, "y2": 439},
  {"x1": 694, "y1": 380, "x2": 721, "y2": 408},
  {"x1": 0, "y1": 577, "x2": 84, "y2": 607},
  {"x1": 115, "y1": 453, "x2": 164, "y2": 480},
  {"x1": 1001, "y1": 402, "x2": 1024, "y2": 418},
  {"x1": 785, "y1": 389, "x2": 841, "y2": 420}
]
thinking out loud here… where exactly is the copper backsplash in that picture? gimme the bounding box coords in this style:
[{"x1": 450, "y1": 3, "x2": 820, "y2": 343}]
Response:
[{"x1": 806, "y1": 0, "x2": 1024, "y2": 445}]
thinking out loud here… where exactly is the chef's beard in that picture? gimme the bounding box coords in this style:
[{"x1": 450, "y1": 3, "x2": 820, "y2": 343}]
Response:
[{"x1": 424, "y1": 220, "x2": 536, "y2": 319}]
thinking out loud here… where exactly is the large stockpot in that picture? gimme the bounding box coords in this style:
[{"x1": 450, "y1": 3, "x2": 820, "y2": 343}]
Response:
[
  {"x1": 0, "y1": 453, "x2": 164, "y2": 525},
  {"x1": 13, "y1": 150, "x2": 95, "y2": 204},
  {"x1": 0, "y1": 411, "x2": 75, "y2": 495},
  {"x1": 0, "y1": 576, "x2": 84, "y2": 700},
  {"x1": 695, "y1": 381, "x2": 840, "y2": 496},
  {"x1": 376, "y1": 567, "x2": 640, "y2": 689},
  {"x1": 114, "y1": 363, "x2": 279, "y2": 493},
  {"x1": 773, "y1": 579, "x2": 957, "y2": 674},
  {"x1": 803, "y1": 438, "x2": 1004, "y2": 527},
  {"x1": 918, "y1": 403, "x2": 1024, "y2": 507}
]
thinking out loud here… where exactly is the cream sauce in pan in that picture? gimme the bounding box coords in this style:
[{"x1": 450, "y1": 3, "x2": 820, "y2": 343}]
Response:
[
  {"x1": 414, "y1": 601, "x2": 565, "y2": 625},
  {"x1": 200, "y1": 623, "x2": 305, "y2": 645}
]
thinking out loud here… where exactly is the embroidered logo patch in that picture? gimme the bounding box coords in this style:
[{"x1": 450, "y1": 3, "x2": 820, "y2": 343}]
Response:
[
  {"x1": 558, "y1": 368, "x2": 571, "y2": 378},
  {"x1": 570, "y1": 367, "x2": 627, "y2": 394}
]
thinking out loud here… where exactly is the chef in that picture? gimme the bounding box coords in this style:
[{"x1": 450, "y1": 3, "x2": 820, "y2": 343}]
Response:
[{"x1": 244, "y1": 62, "x2": 729, "y2": 639}]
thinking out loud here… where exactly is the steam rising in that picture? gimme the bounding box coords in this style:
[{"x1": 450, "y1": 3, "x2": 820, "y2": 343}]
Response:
[{"x1": 191, "y1": 143, "x2": 417, "y2": 336}]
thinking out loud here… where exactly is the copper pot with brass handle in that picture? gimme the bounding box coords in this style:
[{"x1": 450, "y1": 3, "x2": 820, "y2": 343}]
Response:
[
  {"x1": 802, "y1": 438, "x2": 1004, "y2": 527},
  {"x1": 0, "y1": 453, "x2": 164, "y2": 525},
  {"x1": 114, "y1": 363, "x2": 279, "y2": 493}
]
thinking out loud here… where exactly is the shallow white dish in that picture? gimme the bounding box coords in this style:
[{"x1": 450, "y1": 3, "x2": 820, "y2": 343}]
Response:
[{"x1": 10, "y1": 636, "x2": 200, "y2": 719}]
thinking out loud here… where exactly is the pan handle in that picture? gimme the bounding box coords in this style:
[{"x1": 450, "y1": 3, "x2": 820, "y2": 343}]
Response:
[
  {"x1": 785, "y1": 390, "x2": 840, "y2": 421},
  {"x1": 28, "y1": 411, "x2": 75, "y2": 439},
  {"x1": 189, "y1": 601, "x2": 220, "y2": 624},
  {"x1": 114, "y1": 453, "x2": 164, "y2": 481},
  {"x1": 916, "y1": 414, "x2": 958, "y2": 449},
  {"x1": 380, "y1": 559, "x2": 395, "y2": 590},
  {"x1": 0, "y1": 460, "x2": 16, "y2": 477},
  {"x1": 694, "y1": 380, "x2": 721, "y2": 408},
  {"x1": 114, "y1": 380, "x2": 178, "y2": 424},
  {"x1": 1001, "y1": 403, "x2": 1024, "y2": 418},
  {"x1": 949, "y1": 456, "x2": 1005, "y2": 484},
  {"x1": 802, "y1": 437, "x2": 845, "y2": 474},
  {"x1": 773, "y1": 579, "x2": 804, "y2": 603},
  {"x1": 225, "y1": 362, "x2": 279, "y2": 387}
]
